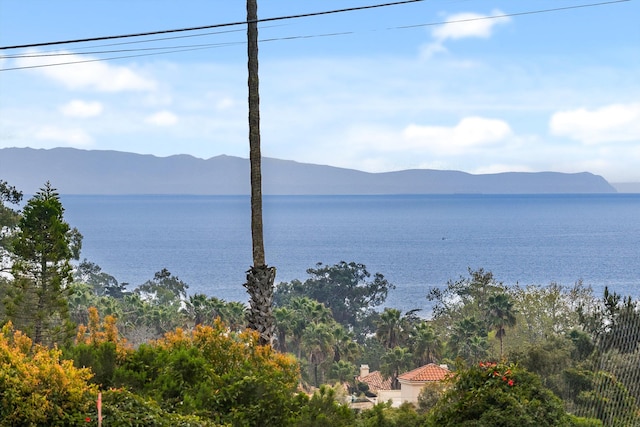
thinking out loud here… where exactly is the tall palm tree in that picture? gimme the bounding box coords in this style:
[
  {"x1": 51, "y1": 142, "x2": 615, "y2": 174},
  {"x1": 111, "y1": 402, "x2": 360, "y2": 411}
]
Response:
[
  {"x1": 376, "y1": 308, "x2": 402, "y2": 349},
  {"x1": 449, "y1": 316, "x2": 488, "y2": 363},
  {"x1": 183, "y1": 293, "x2": 211, "y2": 326},
  {"x1": 302, "y1": 322, "x2": 335, "y2": 387},
  {"x1": 411, "y1": 321, "x2": 442, "y2": 365},
  {"x1": 331, "y1": 324, "x2": 360, "y2": 363},
  {"x1": 273, "y1": 306, "x2": 295, "y2": 353},
  {"x1": 244, "y1": 0, "x2": 276, "y2": 345},
  {"x1": 381, "y1": 346, "x2": 413, "y2": 390},
  {"x1": 486, "y1": 292, "x2": 517, "y2": 360},
  {"x1": 375, "y1": 308, "x2": 420, "y2": 349}
]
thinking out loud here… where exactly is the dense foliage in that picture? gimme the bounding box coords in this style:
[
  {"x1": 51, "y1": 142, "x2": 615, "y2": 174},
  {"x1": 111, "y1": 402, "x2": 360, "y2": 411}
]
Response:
[
  {"x1": 0, "y1": 322, "x2": 96, "y2": 426},
  {"x1": 425, "y1": 361, "x2": 591, "y2": 427},
  {"x1": 0, "y1": 180, "x2": 637, "y2": 425}
]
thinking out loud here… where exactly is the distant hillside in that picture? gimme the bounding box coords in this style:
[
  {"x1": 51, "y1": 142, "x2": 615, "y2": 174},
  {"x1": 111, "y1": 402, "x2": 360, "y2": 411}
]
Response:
[
  {"x1": 0, "y1": 147, "x2": 617, "y2": 195},
  {"x1": 611, "y1": 182, "x2": 640, "y2": 193}
]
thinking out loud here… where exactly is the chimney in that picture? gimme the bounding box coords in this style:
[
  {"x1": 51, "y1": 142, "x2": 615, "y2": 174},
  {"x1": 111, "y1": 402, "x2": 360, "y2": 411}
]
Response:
[{"x1": 360, "y1": 364, "x2": 370, "y2": 378}]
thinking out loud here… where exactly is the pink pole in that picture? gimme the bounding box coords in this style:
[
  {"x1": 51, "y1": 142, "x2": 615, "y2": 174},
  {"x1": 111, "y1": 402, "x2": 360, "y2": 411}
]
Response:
[{"x1": 97, "y1": 392, "x2": 102, "y2": 427}]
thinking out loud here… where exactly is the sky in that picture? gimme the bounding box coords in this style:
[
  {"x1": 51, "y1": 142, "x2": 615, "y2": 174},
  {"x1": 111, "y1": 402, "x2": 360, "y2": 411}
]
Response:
[{"x1": 1, "y1": 0, "x2": 639, "y2": 183}]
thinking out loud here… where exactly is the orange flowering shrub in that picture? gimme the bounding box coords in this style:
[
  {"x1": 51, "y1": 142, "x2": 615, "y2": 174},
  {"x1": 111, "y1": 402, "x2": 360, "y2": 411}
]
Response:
[
  {"x1": 116, "y1": 319, "x2": 301, "y2": 426},
  {"x1": 74, "y1": 306, "x2": 130, "y2": 356},
  {"x1": 0, "y1": 322, "x2": 97, "y2": 426}
]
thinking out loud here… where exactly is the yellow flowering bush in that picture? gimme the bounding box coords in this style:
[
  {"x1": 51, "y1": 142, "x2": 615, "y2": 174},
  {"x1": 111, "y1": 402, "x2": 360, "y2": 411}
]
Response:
[{"x1": 0, "y1": 322, "x2": 97, "y2": 426}]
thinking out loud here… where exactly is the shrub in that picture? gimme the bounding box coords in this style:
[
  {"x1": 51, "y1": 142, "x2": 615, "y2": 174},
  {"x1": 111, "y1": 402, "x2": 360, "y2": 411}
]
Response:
[
  {"x1": 425, "y1": 361, "x2": 599, "y2": 427},
  {"x1": 0, "y1": 322, "x2": 97, "y2": 426}
]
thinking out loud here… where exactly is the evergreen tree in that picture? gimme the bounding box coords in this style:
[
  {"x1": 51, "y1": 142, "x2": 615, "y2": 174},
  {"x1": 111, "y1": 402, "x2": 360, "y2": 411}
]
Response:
[
  {"x1": 0, "y1": 180, "x2": 23, "y2": 272},
  {"x1": 5, "y1": 182, "x2": 82, "y2": 346}
]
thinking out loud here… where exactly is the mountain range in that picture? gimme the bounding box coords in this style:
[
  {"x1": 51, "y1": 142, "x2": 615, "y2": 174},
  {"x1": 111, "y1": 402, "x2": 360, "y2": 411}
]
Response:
[{"x1": 0, "y1": 147, "x2": 621, "y2": 195}]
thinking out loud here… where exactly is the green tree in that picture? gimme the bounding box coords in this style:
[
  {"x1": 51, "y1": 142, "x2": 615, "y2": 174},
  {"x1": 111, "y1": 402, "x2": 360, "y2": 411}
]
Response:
[
  {"x1": 0, "y1": 180, "x2": 23, "y2": 261},
  {"x1": 567, "y1": 368, "x2": 639, "y2": 426},
  {"x1": 286, "y1": 297, "x2": 334, "y2": 358},
  {"x1": 427, "y1": 268, "x2": 503, "y2": 323},
  {"x1": 376, "y1": 308, "x2": 403, "y2": 350},
  {"x1": 294, "y1": 385, "x2": 355, "y2": 427},
  {"x1": 74, "y1": 259, "x2": 127, "y2": 298},
  {"x1": 486, "y1": 292, "x2": 517, "y2": 360},
  {"x1": 182, "y1": 292, "x2": 213, "y2": 326},
  {"x1": 275, "y1": 261, "x2": 394, "y2": 338},
  {"x1": 426, "y1": 361, "x2": 595, "y2": 427},
  {"x1": 115, "y1": 321, "x2": 300, "y2": 426},
  {"x1": 448, "y1": 316, "x2": 488, "y2": 363},
  {"x1": 509, "y1": 282, "x2": 591, "y2": 345},
  {"x1": 579, "y1": 287, "x2": 640, "y2": 354},
  {"x1": 380, "y1": 346, "x2": 413, "y2": 390},
  {"x1": 329, "y1": 360, "x2": 357, "y2": 384},
  {"x1": 411, "y1": 321, "x2": 443, "y2": 366},
  {"x1": 274, "y1": 306, "x2": 296, "y2": 353},
  {"x1": 5, "y1": 182, "x2": 82, "y2": 346},
  {"x1": 302, "y1": 322, "x2": 336, "y2": 387},
  {"x1": 135, "y1": 268, "x2": 188, "y2": 307},
  {"x1": 1, "y1": 181, "x2": 23, "y2": 321},
  {"x1": 374, "y1": 308, "x2": 420, "y2": 351},
  {"x1": 218, "y1": 300, "x2": 247, "y2": 331},
  {"x1": 332, "y1": 323, "x2": 360, "y2": 363}
]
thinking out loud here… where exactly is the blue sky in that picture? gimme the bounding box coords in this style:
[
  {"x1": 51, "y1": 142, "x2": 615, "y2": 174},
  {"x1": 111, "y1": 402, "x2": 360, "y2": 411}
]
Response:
[{"x1": 1, "y1": 0, "x2": 639, "y2": 182}]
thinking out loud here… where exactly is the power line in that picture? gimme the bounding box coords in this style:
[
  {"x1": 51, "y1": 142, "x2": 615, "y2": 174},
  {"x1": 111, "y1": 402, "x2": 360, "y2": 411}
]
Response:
[
  {"x1": 0, "y1": 0, "x2": 631, "y2": 71},
  {"x1": 391, "y1": 0, "x2": 631, "y2": 30},
  {"x1": 0, "y1": 30, "x2": 352, "y2": 60},
  {"x1": 0, "y1": 32, "x2": 355, "y2": 72},
  {"x1": 0, "y1": 31, "x2": 358, "y2": 72},
  {"x1": 0, "y1": 0, "x2": 424, "y2": 50}
]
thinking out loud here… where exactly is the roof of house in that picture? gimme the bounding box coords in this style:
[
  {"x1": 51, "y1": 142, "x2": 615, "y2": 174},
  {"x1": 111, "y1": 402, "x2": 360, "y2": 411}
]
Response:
[
  {"x1": 356, "y1": 370, "x2": 393, "y2": 392},
  {"x1": 398, "y1": 363, "x2": 451, "y2": 382}
]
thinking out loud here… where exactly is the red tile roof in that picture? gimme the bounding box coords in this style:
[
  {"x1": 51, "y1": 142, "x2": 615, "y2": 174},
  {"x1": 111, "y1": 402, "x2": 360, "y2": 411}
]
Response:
[
  {"x1": 398, "y1": 363, "x2": 450, "y2": 382},
  {"x1": 356, "y1": 370, "x2": 393, "y2": 391}
]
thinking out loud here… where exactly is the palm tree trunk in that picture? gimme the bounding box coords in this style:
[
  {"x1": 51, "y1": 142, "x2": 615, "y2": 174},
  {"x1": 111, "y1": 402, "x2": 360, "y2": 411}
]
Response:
[{"x1": 244, "y1": 0, "x2": 276, "y2": 346}]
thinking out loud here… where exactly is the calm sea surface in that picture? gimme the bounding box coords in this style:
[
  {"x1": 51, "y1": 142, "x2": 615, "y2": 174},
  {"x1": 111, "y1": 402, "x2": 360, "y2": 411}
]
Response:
[{"x1": 61, "y1": 194, "x2": 640, "y2": 313}]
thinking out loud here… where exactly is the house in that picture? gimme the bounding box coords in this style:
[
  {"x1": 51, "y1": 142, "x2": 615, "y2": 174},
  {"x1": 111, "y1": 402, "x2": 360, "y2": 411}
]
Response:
[
  {"x1": 355, "y1": 363, "x2": 451, "y2": 407},
  {"x1": 397, "y1": 363, "x2": 451, "y2": 404},
  {"x1": 355, "y1": 365, "x2": 392, "y2": 394},
  {"x1": 355, "y1": 365, "x2": 396, "y2": 406}
]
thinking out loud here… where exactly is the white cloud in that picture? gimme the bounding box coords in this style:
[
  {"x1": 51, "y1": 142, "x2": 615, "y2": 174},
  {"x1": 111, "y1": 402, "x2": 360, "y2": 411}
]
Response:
[
  {"x1": 34, "y1": 126, "x2": 93, "y2": 146},
  {"x1": 16, "y1": 50, "x2": 157, "y2": 92},
  {"x1": 434, "y1": 10, "x2": 510, "y2": 41},
  {"x1": 472, "y1": 164, "x2": 534, "y2": 175},
  {"x1": 422, "y1": 10, "x2": 511, "y2": 58},
  {"x1": 215, "y1": 97, "x2": 235, "y2": 111},
  {"x1": 550, "y1": 103, "x2": 640, "y2": 144},
  {"x1": 59, "y1": 100, "x2": 103, "y2": 118},
  {"x1": 402, "y1": 117, "x2": 513, "y2": 154},
  {"x1": 145, "y1": 111, "x2": 178, "y2": 126}
]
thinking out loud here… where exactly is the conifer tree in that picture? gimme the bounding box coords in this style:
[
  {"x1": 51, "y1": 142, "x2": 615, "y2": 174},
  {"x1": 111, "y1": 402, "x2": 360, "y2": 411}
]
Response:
[{"x1": 5, "y1": 182, "x2": 82, "y2": 346}]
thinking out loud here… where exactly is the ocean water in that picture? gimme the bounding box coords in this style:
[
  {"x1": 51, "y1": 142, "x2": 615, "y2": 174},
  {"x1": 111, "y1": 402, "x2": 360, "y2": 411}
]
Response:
[{"x1": 61, "y1": 194, "x2": 640, "y2": 313}]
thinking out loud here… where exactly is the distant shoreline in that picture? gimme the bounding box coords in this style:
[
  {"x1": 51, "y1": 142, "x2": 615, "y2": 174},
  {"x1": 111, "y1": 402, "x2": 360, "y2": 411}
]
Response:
[
  {"x1": 0, "y1": 147, "x2": 621, "y2": 195},
  {"x1": 611, "y1": 182, "x2": 640, "y2": 193}
]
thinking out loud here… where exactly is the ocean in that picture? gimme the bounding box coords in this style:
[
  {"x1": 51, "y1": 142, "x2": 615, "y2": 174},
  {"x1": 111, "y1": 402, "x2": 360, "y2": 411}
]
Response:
[{"x1": 61, "y1": 194, "x2": 640, "y2": 313}]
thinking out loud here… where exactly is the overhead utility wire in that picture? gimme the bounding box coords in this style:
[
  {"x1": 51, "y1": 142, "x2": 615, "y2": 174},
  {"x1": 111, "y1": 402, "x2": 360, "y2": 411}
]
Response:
[
  {"x1": 0, "y1": 32, "x2": 354, "y2": 72},
  {"x1": 391, "y1": 0, "x2": 631, "y2": 30},
  {"x1": 3, "y1": 24, "x2": 287, "y2": 57},
  {"x1": 0, "y1": 0, "x2": 423, "y2": 50},
  {"x1": 0, "y1": 0, "x2": 630, "y2": 71},
  {"x1": 0, "y1": 25, "x2": 294, "y2": 59}
]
